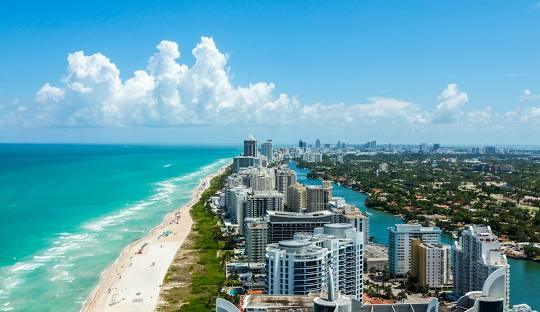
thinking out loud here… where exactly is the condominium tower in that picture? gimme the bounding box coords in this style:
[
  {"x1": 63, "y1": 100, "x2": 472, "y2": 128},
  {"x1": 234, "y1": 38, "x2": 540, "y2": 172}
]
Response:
[
  {"x1": 388, "y1": 224, "x2": 442, "y2": 276},
  {"x1": 453, "y1": 225, "x2": 509, "y2": 307}
]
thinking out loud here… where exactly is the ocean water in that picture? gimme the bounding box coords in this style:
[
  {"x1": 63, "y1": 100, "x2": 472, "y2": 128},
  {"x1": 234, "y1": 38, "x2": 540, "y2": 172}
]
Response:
[
  {"x1": 0, "y1": 144, "x2": 238, "y2": 312},
  {"x1": 292, "y1": 162, "x2": 540, "y2": 309}
]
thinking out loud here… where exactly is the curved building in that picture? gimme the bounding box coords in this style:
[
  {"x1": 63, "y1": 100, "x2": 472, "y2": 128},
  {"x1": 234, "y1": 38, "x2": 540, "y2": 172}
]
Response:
[{"x1": 265, "y1": 240, "x2": 330, "y2": 295}]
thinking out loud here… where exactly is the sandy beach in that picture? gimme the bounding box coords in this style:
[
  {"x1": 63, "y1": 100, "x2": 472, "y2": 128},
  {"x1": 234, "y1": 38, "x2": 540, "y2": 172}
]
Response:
[{"x1": 81, "y1": 164, "x2": 229, "y2": 312}]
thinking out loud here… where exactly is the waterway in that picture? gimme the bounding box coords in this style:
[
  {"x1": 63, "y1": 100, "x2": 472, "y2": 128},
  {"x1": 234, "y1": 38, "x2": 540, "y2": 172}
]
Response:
[{"x1": 291, "y1": 162, "x2": 540, "y2": 309}]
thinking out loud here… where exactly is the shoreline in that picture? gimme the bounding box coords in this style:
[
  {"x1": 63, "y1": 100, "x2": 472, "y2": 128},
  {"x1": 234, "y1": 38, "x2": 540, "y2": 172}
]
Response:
[{"x1": 81, "y1": 162, "x2": 230, "y2": 312}]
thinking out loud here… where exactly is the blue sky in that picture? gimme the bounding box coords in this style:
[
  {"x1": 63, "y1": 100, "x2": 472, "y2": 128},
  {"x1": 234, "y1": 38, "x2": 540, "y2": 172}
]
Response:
[{"x1": 1, "y1": 0, "x2": 539, "y2": 145}]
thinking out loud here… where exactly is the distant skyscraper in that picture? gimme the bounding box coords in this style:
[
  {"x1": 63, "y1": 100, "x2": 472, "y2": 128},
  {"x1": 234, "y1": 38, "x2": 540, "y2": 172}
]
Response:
[
  {"x1": 433, "y1": 143, "x2": 440, "y2": 151},
  {"x1": 261, "y1": 139, "x2": 273, "y2": 161},
  {"x1": 315, "y1": 138, "x2": 321, "y2": 149},
  {"x1": 485, "y1": 146, "x2": 497, "y2": 154},
  {"x1": 244, "y1": 135, "x2": 257, "y2": 157},
  {"x1": 298, "y1": 139, "x2": 307, "y2": 152},
  {"x1": 388, "y1": 224, "x2": 442, "y2": 276}
]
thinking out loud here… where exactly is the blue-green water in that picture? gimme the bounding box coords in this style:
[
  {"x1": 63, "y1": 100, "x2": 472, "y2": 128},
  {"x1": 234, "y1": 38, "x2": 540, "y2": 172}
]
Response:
[
  {"x1": 291, "y1": 162, "x2": 540, "y2": 309},
  {"x1": 0, "y1": 144, "x2": 239, "y2": 312}
]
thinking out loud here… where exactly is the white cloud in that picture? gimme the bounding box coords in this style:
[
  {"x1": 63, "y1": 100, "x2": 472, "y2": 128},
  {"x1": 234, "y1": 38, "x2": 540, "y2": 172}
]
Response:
[
  {"x1": 35, "y1": 83, "x2": 65, "y2": 104},
  {"x1": 519, "y1": 89, "x2": 540, "y2": 101},
  {"x1": 1, "y1": 36, "x2": 535, "y2": 134},
  {"x1": 432, "y1": 83, "x2": 469, "y2": 123},
  {"x1": 520, "y1": 106, "x2": 540, "y2": 123},
  {"x1": 10, "y1": 36, "x2": 427, "y2": 128}
]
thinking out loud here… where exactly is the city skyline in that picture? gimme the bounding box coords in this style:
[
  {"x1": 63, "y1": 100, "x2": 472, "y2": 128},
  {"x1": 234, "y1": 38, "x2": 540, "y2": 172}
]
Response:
[{"x1": 1, "y1": 1, "x2": 540, "y2": 144}]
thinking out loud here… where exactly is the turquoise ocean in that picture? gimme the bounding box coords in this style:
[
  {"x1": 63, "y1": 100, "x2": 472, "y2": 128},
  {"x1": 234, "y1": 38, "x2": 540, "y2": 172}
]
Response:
[{"x1": 0, "y1": 144, "x2": 239, "y2": 312}]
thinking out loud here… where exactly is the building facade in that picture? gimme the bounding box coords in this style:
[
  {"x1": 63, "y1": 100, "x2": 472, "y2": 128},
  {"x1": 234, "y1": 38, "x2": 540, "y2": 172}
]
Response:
[
  {"x1": 261, "y1": 139, "x2": 273, "y2": 162},
  {"x1": 245, "y1": 218, "x2": 268, "y2": 264},
  {"x1": 453, "y1": 225, "x2": 509, "y2": 308},
  {"x1": 246, "y1": 191, "x2": 284, "y2": 219},
  {"x1": 287, "y1": 183, "x2": 306, "y2": 212},
  {"x1": 265, "y1": 226, "x2": 363, "y2": 300},
  {"x1": 244, "y1": 135, "x2": 257, "y2": 157},
  {"x1": 306, "y1": 182, "x2": 332, "y2": 212},
  {"x1": 265, "y1": 240, "x2": 330, "y2": 295},
  {"x1": 276, "y1": 167, "x2": 297, "y2": 195},
  {"x1": 294, "y1": 223, "x2": 364, "y2": 300},
  {"x1": 411, "y1": 239, "x2": 451, "y2": 289},
  {"x1": 266, "y1": 210, "x2": 335, "y2": 243},
  {"x1": 388, "y1": 224, "x2": 442, "y2": 276}
]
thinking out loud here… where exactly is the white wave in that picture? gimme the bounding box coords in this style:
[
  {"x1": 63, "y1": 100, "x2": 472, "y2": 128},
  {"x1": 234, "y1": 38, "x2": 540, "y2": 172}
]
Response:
[
  {"x1": 0, "y1": 157, "x2": 232, "y2": 308},
  {"x1": 83, "y1": 201, "x2": 151, "y2": 232},
  {"x1": 10, "y1": 262, "x2": 43, "y2": 272},
  {"x1": 53, "y1": 263, "x2": 74, "y2": 269},
  {"x1": 163, "y1": 164, "x2": 172, "y2": 168},
  {"x1": 50, "y1": 270, "x2": 73, "y2": 282}
]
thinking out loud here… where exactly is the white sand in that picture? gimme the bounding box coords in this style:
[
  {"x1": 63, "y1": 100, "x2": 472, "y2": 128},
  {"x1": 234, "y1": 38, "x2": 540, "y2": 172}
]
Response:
[{"x1": 81, "y1": 164, "x2": 228, "y2": 312}]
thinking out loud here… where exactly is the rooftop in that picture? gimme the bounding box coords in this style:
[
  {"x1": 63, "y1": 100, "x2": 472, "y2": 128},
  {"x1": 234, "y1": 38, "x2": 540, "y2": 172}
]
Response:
[
  {"x1": 278, "y1": 240, "x2": 312, "y2": 248},
  {"x1": 243, "y1": 294, "x2": 315, "y2": 309}
]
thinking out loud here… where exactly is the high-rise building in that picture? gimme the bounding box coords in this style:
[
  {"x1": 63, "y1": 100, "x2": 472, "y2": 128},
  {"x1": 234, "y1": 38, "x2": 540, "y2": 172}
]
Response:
[
  {"x1": 306, "y1": 181, "x2": 332, "y2": 212},
  {"x1": 276, "y1": 168, "x2": 297, "y2": 194},
  {"x1": 298, "y1": 139, "x2": 307, "y2": 152},
  {"x1": 330, "y1": 204, "x2": 369, "y2": 251},
  {"x1": 388, "y1": 224, "x2": 442, "y2": 276},
  {"x1": 266, "y1": 210, "x2": 335, "y2": 243},
  {"x1": 232, "y1": 156, "x2": 258, "y2": 173},
  {"x1": 245, "y1": 218, "x2": 268, "y2": 264},
  {"x1": 240, "y1": 167, "x2": 275, "y2": 191},
  {"x1": 433, "y1": 143, "x2": 440, "y2": 151},
  {"x1": 265, "y1": 223, "x2": 363, "y2": 300},
  {"x1": 244, "y1": 135, "x2": 258, "y2": 157},
  {"x1": 485, "y1": 146, "x2": 497, "y2": 154},
  {"x1": 261, "y1": 139, "x2": 273, "y2": 162},
  {"x1": 453, "y1": 225, "x2": 509, "y2": 308},
  {"x1": 286, "y1": 183, "x2": 306, "y2": 212},
  {"x1": 411, "y1": 239, "x2": 451, "y2": 289},
  {"x1": 246, "y1": 190, "x2": 284, "y2": 219},
  {"x1": 265, "y1": 240, "x2": 329, "y2": 296},
  {"x1": 315, "y1": 138, "x2": 321, "y2": 149},
  {"x1": 295, "y1": 224, "x2": 364, "y2": 299},
  {"x1": 225, "y1": 185, "x2": 250, "y2": 225}
]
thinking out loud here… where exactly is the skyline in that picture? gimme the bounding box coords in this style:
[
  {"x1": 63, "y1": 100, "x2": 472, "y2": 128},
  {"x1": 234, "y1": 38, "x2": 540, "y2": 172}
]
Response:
[{"x1": 1, "y1": 1, "x2": 540, "y2": 144}]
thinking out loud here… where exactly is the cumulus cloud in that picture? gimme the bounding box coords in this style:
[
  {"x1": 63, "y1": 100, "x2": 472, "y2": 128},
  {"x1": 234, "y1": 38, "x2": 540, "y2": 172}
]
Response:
[
  {"x1": 432, "y1": 83, "x2": 469, "y2": 123},
  {"x1": 1, "y1": 36, "x2": 535, "y2": 132},
  {"x1": 4, "y1": 36, "x2": 427, "y2": 128},
  {"x1": 35, "y1": 83, "x2": 65, "y2": 104}
]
